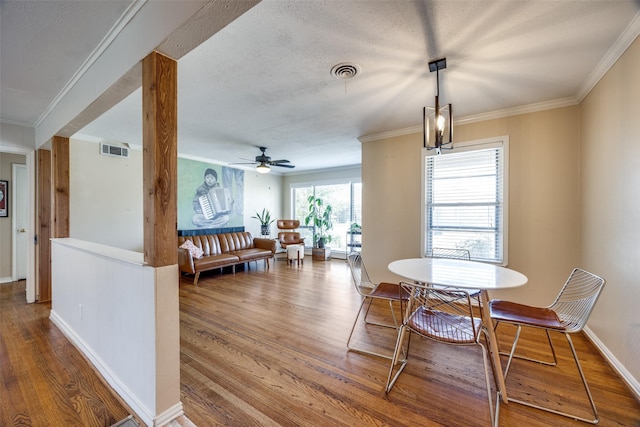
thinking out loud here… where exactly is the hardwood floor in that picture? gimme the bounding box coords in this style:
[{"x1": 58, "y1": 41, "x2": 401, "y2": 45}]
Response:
[
  {"x1": 2, "y1": 258, "x2": 639, "y2": 426},
  {"x1": 178, "y1": 259, "x2": 640, "y2": 426},
  {"x1": 0, "y1": 280, "x2": 130, "y2": 426}
]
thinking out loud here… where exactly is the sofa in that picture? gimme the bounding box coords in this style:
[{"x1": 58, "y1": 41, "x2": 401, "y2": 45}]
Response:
[{"x1": 178, "y1": 231, "x2": 276, "y2": 285}]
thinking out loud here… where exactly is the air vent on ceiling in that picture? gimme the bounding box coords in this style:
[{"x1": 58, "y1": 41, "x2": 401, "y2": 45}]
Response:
[
  {"x1": 100, "y1": 143, "x2": 129, "y2": 158},
  {"x1": 330, "y1": 63, "x2": 360, "y2": 80}
]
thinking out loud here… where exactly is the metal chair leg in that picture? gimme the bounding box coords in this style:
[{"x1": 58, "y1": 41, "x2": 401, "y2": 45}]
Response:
[
  {"x1": 502, "y1": 331, "x2": 598, "y2": 424},
  {"x1": 347, "y1": 296, "x2": 398, "y2": 360}
]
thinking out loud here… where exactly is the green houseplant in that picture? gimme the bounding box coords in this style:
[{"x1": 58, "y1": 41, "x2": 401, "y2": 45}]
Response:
[
  {"x1": 252, "y1": 208, "x2": 275, "y2": 236},
  {"x1": 304, "y1": 195, "x2": 333, "y2": 248}
]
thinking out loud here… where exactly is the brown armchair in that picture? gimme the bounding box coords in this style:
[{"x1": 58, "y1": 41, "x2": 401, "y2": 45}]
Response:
[{"x1": 277, "y1": 219, "x2": 305, "y2": 249}]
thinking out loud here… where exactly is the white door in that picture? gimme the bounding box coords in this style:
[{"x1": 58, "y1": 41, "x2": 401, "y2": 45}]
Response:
[{"x1": 12, "y1": 164, "x2": 27, "y2": 280}]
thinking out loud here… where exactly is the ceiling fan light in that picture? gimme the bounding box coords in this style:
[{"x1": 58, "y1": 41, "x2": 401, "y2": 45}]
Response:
[{"x1": 256, "y1": 163, "x2": 270, "y2": 174}]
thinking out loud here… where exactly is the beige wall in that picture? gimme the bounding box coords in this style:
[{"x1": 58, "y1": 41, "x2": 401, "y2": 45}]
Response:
[
  {"x1": 362, "y1": 133, "x2": 422, "y2": 271},
  {"x1": 581, "y1": 36, "x2": 640, "y2": 384},
  {"x1": 0, "y1": 152, "x2": 27, "y2": 279},
  {"x1": 362, "y1": 105, "x2": 582, "y2": 307},
  {"x1": 362, "y1": 36, "x2": 640, "y2": 394}
]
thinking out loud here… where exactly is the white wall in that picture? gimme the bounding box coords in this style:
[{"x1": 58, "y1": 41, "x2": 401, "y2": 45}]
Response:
[
  {"x1": 70, "y1": 138, "x2": 144, "y2": 251},
  {"x1": 0, "y1": 122, "x2": 36, "y2": 151},
  {"x1": 580, "y1": 35, "x2": 640, "y2": 395},
  {"x1": 0, "y1": 123, "x2": 36, "y2": 299},
  {"x1": 50, "y1": 238, "x2": 182, "y2": 426},
  {"x1": 243, "y1": 170, "x2": 283, "y2": 238},
  {"x1": 70, "y1": 137, "x2": 286, "y2": 250}
]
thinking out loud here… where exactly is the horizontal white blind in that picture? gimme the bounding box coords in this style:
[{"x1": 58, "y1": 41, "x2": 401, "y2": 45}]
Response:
[{"x1": 425, "y1": 146, "x2": 504, "y2": 263}]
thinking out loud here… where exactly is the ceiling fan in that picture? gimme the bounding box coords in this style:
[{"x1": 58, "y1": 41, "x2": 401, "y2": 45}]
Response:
[{"x1": 231, "y1": 146, "x2": 295, "y2": 173}]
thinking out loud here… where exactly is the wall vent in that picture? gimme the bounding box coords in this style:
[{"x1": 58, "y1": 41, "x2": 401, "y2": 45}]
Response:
[{"x1": 100, "y1": 143, "x2": 129, "y2": 158}]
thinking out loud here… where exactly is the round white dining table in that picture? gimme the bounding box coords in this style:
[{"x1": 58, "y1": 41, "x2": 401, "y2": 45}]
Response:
[
  {"x1": 388, "y1": 257, "x2": 528, "y2": 403},
  {"x1": 388, "y1": 257, "x2": 528, "y2": 291}
]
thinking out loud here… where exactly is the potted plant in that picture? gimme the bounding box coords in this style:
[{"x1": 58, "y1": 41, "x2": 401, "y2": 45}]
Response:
[
  {"x1": 304, "y1": 195, "x2": 333, "y2": 248},
  {"x1": 252, "y1": 208, "x2": 275, "y2": 236}
]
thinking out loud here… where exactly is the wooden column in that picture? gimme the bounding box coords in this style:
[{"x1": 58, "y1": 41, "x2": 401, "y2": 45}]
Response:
[
  {"x1": 52, "y1": 136, "x2": 70, "y2": 238},
  {"x1": 142, "y1": 51, "x2": 178, "y2": 267},
  {"x1": 36, "y1": 149, "x2": 52, "y2": 302},
  {"x1": 142, "y1": 51, "x2": 181, "y2": 420}
]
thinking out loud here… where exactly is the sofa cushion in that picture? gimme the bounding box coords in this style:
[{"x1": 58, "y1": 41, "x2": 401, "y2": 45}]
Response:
[
  {"x1": 218, "y1": 232, "x2": 254, "y2": 252},
  {"x1": 231, "y1": 248, "x2": 273, "y2": 262},
  {"x1": 193, "y1": 253, "x2": 240, "y2": 270},
  {"x1": 180, "y1": 239, "x2": 204, "y2": 259}
]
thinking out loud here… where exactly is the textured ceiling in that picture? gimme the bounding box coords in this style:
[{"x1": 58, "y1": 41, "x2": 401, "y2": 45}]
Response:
[{"x1": 2, "y1": 1, "x2": 640, "y2": 173}]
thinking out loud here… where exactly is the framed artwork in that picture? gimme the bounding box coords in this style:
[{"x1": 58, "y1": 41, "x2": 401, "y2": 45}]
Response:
[{"x1": 0, "y1": 180, "x2": 7, "y2": 217}]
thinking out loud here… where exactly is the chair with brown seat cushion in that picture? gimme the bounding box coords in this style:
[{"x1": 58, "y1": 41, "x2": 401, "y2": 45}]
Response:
[
  {"x1": 489, "y1": 267, "x2": 606, "y2": 424},
  {"x1": 385, "y1": 282, "x2": 495, "y2": 425},
  {"x1": 277, "y1": 219, "x2": 305, "y2": 249},
  {"x1": 346, "y1": 253, "x2": 409, "y2": 360}
]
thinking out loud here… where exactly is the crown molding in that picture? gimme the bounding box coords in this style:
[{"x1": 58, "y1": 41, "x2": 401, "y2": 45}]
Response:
[
  {"x1": 359, "y1": 97, "x2": 578, "y2": 143},
  {"x1": 454, "y1": 97, "x2": 579, "y2": 125},
  {"x1": 576, "y1": 10, "x2": 640, "y2": 102},
  {"x1": 33, "y1": 0, "x2": 148, "y2": 129},
  {"x1": 1, "y1": 119, "x2": 34, "y2": 128}
]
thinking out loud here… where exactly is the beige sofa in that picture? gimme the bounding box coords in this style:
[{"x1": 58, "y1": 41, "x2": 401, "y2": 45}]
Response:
[{"x1": 178, "y1": 231, "x2": 276, "y2": 284}]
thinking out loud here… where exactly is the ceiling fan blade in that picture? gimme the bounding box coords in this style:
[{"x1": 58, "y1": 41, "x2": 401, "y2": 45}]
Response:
[
  {"x1": 229, "y1": 161, "x2": 258, "y2": 165},
  {"x1": 269, "y1": 159, "x2": 290, "y2": 164},
  {"x1": 272, "y1": 163, "x2": 295, "y2": 168}
]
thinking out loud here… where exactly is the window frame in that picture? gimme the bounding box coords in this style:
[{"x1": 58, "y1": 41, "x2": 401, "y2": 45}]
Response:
[
  {"x1": 422, "y1": 136, "x2": 509, "y2": 265},
  {"x1": 289, "y1": 179, "x2": 362, "y2": 252}
]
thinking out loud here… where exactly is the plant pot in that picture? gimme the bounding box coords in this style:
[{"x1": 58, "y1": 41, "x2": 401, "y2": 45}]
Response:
[
  {"x1": 312, "y1": 247, "x2": 331, "y2": 261},
  {"x1": 317, "y1": 237, "x2": 325, "y2": 248},
  {"x1": 260, "y1": 224, "x2": 270, "y2": 236}
]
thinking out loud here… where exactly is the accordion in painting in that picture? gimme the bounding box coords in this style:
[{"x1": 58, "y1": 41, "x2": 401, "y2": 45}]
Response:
[{"x1": 198, "y1": 187, "x2": 233, "y2": 220}]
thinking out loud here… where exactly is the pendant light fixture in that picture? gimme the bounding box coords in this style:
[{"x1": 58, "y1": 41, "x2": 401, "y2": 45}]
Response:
[{"x1": 424, "y1": 57, "x2": 453, "y2": 154}]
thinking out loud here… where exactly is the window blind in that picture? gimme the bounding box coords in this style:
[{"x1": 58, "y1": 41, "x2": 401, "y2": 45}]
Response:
[{"x1": 425, "y1": 144, "x2": 505, "y2": 263}]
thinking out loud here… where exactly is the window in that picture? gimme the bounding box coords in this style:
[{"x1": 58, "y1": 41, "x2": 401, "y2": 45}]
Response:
[
  {"x1": 424, "y1": 137, "x2": 508, "y2": 264},
  {"x1": 292, "y1": 182, "x2": 362, "y2": 251}
]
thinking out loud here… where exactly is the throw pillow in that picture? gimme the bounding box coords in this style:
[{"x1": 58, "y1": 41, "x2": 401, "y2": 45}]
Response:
[{"x1": 180, "y1": 239, "x2": 204, "y2": 259}]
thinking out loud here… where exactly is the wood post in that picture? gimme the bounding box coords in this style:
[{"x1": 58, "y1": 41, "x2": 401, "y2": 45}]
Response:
[
  {"x1": 36, "y1": 149, "x2": 52, "y2": 302},
  {"x1": 52, "y1": 136, "x2": 70, "y2": 238},
  {"x1": 142, "y1": 51, "x2": 178, "y2": 267}
]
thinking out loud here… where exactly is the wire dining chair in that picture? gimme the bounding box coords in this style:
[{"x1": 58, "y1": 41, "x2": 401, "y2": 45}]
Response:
[
  {"x1": 346, "y1": 253, "x2": 408, "y2": 359},
  {"x1": 386, "y1": 282, "x2": 496, "y2": 425},
  {"x1": 489, "y1": 267, "x2": 606, "y2": 424}
]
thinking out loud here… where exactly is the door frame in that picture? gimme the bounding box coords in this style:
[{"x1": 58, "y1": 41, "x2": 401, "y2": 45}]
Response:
[{"x1": 1, "y1": 145, "x2": 35, "y2": 303}]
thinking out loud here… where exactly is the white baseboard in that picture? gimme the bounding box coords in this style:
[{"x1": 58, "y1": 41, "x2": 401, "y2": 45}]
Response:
[
  {"x1": 583, "y1": 326, "x2": 640, "y2": 400},
  {"x1": 49, "y1": 310, "x2": 155, "y2": 426},
  {"x1": 154, "y1": 402, "x2": 184, "y2": 426}
]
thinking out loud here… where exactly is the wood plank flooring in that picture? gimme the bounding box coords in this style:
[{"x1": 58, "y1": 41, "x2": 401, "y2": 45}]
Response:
[
  {"x1": 178, "y1": 259, "x2": 640, "y2": 426},
  {"x1": 2, "y1": 258, "x2": 640, "y2": 426},
  {"x1": 0, "y1": 280, "x2": 130, "y2": 426}
]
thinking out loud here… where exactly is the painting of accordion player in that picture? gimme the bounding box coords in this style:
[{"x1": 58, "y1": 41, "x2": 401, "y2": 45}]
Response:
[{"x1": 192, "y1": 168, "x2": 233, "y2": 228}]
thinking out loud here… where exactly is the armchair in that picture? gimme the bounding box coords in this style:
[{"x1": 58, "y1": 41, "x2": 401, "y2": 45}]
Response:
[{"x1": 277, "y1": 219, "x2": 305, "y2": 249}]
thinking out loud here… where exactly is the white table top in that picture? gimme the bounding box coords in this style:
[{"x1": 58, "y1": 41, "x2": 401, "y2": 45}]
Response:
[{"x1": 388, "y1": 257, "x2": 528, "y2": 291}]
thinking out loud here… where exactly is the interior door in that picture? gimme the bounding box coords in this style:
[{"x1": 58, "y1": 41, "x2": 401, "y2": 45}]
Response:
[{"x1": 12, "y1": 164, "x2": 27, "y2": 281}]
